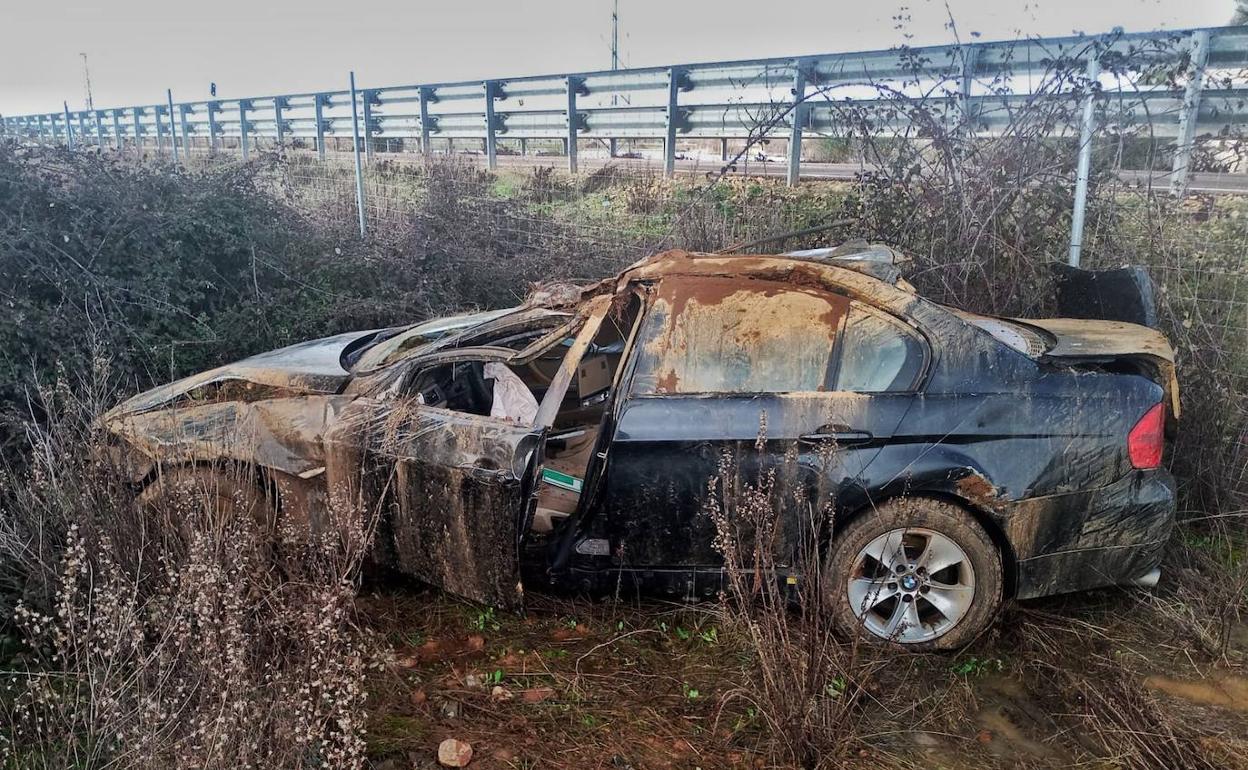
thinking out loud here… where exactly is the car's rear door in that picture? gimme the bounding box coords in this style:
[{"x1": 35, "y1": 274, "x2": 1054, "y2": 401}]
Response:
[
  {"x1": 332, "y1": 297, "x2": 610, "y2": 608},
  {"x1": 586, "y1": 277, "x2": 926, "y2": 579}
]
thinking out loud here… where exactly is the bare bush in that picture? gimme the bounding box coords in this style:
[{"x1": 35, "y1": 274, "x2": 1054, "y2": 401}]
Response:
[
  {"x1": 704, "y1": 426, "x2": 881, "y2": 767},
  {"x1": 0, "y1": 372, "x2": 374, "y2": 769}
]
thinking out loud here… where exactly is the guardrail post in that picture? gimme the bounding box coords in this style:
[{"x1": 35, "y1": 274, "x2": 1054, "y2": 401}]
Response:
[
  {"x1": 418, "y1": 88, "x2": 433, "y2": 155},
  {"x1": 786, "y1": 60, "x2": 809, "y2": 187},
  {"x1": 664, "y1": 67, "x2": 682, "y2": 177},
  {"x1": 94, "y1": 110, "x2": 105, "y2": 147},
  {"x1": 167, "y1": 91, "x2": 179, "y2": 165},
  {"x1": 239, "y1": 101, "x2": 250, "y2": 161},
  {"x1": 37, "y1": 115, "x2": 46, "y2": 141},
  {"x1": 314, "y1": 94, "x2": 327, "y2": 160},
  {"x1": 348, "y1": 71, "x2": 368, "y2": 237},
  {"x1": 1068, "y1": 54, "x2": 1101, "y2": 267},
  {"x1": 273, "y1": 97, "x2": 285, "y2": 148},
  {"x1": 566, "y1": 76, "x2": 580, "y2": 173},
  {"x1": 1170, "y1": 29, "x2": 1210, "y2": 197},
  {"x1": 207, "y1": 102, "x2": 220, "y2": 152},
  {"x1": 484, "y1": 80, "x2": 498, "y2": 170},
  {"x1": 112, "y1": 110, "x2": 123, "y2": 150},
  {"x1": 77, "y1": 111, "x2": 89, "y2": 145},
  {"x1": 154, "y1": 107, "x2": 165, "y2": 155},
  {"x1": 361, "y1": 90, "x2": 375, "y2": 162},
  {"x1": 958, "y1": 43, "x2": 979, "y2": 129},
  {"x1": 179, "y1": 105, "x2": 191, "y2": 156},
  {"x1": 62, "y1": 102, "x2": 74, "y2": 148},
  {"x1": 132, "y1": 107, "x2": 143, "y2": 158}
]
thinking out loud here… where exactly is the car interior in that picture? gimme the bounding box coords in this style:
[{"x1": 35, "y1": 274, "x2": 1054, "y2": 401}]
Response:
[{"x1": 403, "y1": 295, "x2": 643, "y2": 534}]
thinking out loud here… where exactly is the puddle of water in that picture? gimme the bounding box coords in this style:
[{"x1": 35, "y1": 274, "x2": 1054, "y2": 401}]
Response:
[{"x1": 1145, "y1": 674, "x2": 1248, "y2": 713}]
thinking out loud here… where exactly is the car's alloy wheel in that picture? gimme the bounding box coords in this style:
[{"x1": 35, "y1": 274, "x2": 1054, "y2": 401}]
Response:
[
  {"x1": 848, "y1": 528, "x2": 975, "y2": 644},
  {"x1": 827, "y1": 498, "x2": 1003, "y2": 651}
]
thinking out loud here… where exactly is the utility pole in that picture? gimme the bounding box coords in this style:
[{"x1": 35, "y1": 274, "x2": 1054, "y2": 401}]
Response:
[
  {"x1": 80, "y1": 53, "x2": 94, "y2": 111},
  {"x1": 609, "y1": 0, "x2": 619, "y2": 158}
]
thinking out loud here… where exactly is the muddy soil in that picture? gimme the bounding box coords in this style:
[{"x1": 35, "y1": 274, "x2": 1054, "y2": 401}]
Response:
[{"x1": 356, "y1": 578, "x2": 1247, "y2": 770}]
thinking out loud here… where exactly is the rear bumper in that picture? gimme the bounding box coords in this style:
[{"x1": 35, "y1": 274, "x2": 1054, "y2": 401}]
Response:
[{"x1": 1007, "y1": 469, "x2": 1176, "y2": 600}]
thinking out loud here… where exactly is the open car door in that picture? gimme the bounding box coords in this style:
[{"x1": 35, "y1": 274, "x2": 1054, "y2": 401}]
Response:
[{"x1": 337, "y1": 296, "x2": 610, "y2": 608}]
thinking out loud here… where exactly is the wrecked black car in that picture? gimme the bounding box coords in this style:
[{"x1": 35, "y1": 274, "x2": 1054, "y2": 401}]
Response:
[{"x1": 104, "y1": 245, "x2": 1179, "y2": 650}]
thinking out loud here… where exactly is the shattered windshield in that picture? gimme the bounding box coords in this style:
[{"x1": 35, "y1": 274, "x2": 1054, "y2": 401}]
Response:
[{"x1": 350, "y1": 307, "x2": 519, "y2": 372}]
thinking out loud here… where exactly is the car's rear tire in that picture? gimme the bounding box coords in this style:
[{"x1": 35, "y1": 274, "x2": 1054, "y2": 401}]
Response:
[{"x1": 826, "y1": 497, "x2": 1003, "y2": 651}]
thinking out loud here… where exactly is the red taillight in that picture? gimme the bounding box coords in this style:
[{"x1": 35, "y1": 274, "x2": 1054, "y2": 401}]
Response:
[{"x1": 1127, "y1": 403, "x2": 1166, "y2": 469}]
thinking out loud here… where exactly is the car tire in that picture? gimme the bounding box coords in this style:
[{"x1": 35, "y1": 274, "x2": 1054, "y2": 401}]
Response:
[
  {"x1": 826, "y1": 497, "x2": 1003, "y2": 651},
  {"x1": 137, "y1": 465, "x2": 275, "y2": 548}
]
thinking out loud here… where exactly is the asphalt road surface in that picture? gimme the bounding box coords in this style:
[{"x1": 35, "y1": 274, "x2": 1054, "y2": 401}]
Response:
[{"x1": 456, "y1": 152, "x2": 1248, "y2": 194}]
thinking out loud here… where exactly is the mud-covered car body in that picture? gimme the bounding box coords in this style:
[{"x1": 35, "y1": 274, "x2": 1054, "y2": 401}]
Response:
[{"x1": 104, "y1": 246, "x2": 1179, "y2": 613}]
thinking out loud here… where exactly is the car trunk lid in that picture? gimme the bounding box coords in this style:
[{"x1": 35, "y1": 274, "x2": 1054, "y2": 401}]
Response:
[{"x1": 1011, "y1": 317, "x2": 1180, "y2": 421}]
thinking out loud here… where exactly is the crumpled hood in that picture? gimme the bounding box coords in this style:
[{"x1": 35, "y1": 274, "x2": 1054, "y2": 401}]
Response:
[{"x1": 105, "y1": 329, "x2": 376, "y2": 419}]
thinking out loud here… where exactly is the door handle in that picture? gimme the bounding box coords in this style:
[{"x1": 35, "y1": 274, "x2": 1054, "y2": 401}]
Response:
[{"x1": 799, "y1": 424, "x2": 873, "y2": 445}]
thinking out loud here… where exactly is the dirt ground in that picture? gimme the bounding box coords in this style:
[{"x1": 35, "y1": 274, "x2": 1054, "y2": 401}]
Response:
[{"x1": 358, "y1": 576, "x2": 1248, "y2": 770}]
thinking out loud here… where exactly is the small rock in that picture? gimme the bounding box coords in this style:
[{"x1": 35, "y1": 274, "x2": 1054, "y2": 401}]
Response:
[
  {"x1": 490, "y1": 685, "x2": 513, "y2": 702},
  {"x1": 438, "y1": 738, "x2": 473, "y2": 767},
  {"x1": 464, "y1": 673, "x2": 482, "y2": 688},
  {"x1": 491, "y1": 748, "x2": 515, "y2": 761}
]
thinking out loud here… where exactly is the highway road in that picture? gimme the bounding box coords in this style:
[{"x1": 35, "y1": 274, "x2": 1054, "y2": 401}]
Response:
[{"x1": 446, "y1": 152, "x2": 1248, "y2": 194}]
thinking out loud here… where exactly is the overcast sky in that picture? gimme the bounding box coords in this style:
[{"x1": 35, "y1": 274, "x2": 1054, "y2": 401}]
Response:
[{"x1": 0, "y1": 0, "x2": 1235, "y2": 116}]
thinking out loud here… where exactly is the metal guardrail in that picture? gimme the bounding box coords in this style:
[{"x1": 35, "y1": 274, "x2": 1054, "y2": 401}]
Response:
[{"x1": 2, "y1": 25, "x2": 1246, "y2": 260}]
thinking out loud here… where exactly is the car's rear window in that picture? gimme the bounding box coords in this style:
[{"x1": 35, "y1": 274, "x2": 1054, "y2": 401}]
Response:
[
  {"x1": 833, "y1": 304, "x2": 926, "y2": 392},
  {"x1": 630, "y1": 277, "x2": 849, "y2": 394}
]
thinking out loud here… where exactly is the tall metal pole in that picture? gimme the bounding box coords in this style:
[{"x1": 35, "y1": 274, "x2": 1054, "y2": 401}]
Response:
[
  {"x1": 167, "y1": 90, "x2": 179, "y2": 164},
  {"x1": 1170, "y1": 30, "x2": 1210, "y2": 197},
  {"x1": 62, "y1": 101, "x2": 74, "y2": 148},
  {"x1": 80, "y1": 53, "x2": 94, "y2": 112},
  {"x1": 349, "y1": 71, "x2": 368, "y2": 237},
  {"x1": 1068, "y1": 55, "x2": 1101, "y2": 268},
  {"x1": 609, "y1": 0, "x2": 619, "y2": 158}
]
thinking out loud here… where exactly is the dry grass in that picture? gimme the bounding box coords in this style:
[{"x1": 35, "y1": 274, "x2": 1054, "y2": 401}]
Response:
[{"x1": 0, "y1": 378, "x2": 375, "y2": 769}]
